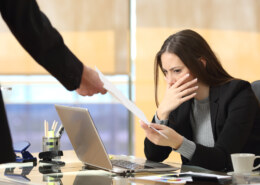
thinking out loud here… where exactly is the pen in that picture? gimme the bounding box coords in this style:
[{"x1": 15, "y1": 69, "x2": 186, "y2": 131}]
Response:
[
  {"x1": 44, "y1": 120, "x2": 47, "y2": 137},
  {"x1": 51, "y1": 120, "x2": 58, "y2": 132},
  {"x1": 56, "y1": 125, "x2": 64, "y2": 138},
  {"x1": 44, "y1": 120, "x2": 49, "y2": 137}
]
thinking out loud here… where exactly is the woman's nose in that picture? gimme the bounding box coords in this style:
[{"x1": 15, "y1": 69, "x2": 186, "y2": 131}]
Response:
[{"x1": 166, "y1": 74, "x2": 176, "y2": 86}]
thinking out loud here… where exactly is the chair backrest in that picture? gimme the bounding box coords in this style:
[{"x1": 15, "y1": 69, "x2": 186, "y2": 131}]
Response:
[{"x1": 251, "y1": 80, "x2": 260, "y2": 102}]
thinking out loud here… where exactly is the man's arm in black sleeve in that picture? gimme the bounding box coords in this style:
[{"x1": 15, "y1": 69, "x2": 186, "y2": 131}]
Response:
[{"x1": 0, "y1": 0, "x2": 83, "y2": 90}]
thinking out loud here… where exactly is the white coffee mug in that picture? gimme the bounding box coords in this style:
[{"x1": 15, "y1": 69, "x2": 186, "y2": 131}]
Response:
[{"x1": 231, "y1": 153, "x2": 260, "y2": 173}]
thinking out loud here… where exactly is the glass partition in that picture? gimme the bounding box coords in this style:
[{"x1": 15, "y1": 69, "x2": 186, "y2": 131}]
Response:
[{"x1": 1, "y1": 75, "x2": 130, "y2": 155}]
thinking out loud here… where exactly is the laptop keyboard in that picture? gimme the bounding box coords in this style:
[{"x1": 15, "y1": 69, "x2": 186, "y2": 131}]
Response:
[{"x1": 111, "y1": 159, "x2": 153, "y2": 170}]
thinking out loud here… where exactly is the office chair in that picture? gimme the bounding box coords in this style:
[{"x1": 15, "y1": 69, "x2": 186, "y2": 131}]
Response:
[{"x1": 251, "y1": 80, "x2": 260, "y2": 102}]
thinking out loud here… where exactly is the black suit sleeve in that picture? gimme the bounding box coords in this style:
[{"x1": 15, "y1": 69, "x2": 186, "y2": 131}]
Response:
[{"x1": 0, "y1": 0, "x2": 83, "y2": 90}]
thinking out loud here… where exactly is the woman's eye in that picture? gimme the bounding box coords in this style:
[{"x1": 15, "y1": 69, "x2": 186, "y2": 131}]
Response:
[{"x1": 174, "y1": 69, "x2": 181, "y2": 73}]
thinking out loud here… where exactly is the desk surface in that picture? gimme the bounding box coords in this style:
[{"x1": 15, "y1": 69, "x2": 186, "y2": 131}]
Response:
[{"x1": 0, "y1": 150, "x2": 233, "y2": 185}]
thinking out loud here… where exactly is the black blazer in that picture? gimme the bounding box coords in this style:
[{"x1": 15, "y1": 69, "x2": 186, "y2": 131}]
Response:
[
  {"x1": 145, "y1": 80, "x2": 260, "y2": 171},
  {"x1": 0, "y1": 0, "x2": 83, "y2": 163}
]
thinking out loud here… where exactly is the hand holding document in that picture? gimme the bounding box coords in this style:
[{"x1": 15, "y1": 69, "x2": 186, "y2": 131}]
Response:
[{"x1": 96, "y1": 67, "x2": 168, "y2": 139}]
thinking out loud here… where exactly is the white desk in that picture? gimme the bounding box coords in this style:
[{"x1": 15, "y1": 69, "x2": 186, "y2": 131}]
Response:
[{"x1": 0, "y1": 150, "x2": 232, "y2": 185}]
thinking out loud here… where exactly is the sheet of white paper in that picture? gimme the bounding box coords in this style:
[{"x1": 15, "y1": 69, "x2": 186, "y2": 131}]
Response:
[
  {"x1": 134, "y1": 171, "x2": 230, "y2": 184},
  {"x1": 134, "y1": 174, "x2": 192, "y2": 184},
  {"x1": 182, "y1": 171, "x2": 231, "y2": 179},
  {"x1": 96, "y1": 67, "x2": 168, "y2": 139}
]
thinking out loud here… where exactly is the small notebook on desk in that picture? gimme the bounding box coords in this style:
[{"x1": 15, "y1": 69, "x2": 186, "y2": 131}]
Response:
[{"x1": 55, "y1": 105, "x2": 179, "y2": 174}]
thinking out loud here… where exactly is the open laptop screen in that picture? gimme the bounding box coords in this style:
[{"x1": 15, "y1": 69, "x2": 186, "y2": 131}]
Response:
[{"x1": 55, "y1": 105, "x2": 113, "y2": 170}]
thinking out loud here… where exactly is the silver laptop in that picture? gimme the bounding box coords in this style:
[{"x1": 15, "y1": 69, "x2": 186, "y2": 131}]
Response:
[{"x1": 55, "y1": 105, "x2": 179, "y2": 174}]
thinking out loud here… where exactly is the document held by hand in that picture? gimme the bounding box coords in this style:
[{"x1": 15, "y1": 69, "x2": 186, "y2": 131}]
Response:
[{"x1": 96, "y1": 67, "x2": 168, "y2": 139}]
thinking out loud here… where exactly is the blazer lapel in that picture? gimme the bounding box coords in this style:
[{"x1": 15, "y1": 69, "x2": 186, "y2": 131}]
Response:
[
  {"x1": 209, "y1": 85, "x2": 220, "y2": 140},
  {"x1": 174, "y1": 100, "x2": 193, "y2": 140}
]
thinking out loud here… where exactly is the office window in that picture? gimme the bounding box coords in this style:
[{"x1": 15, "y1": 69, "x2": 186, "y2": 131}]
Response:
[{"x1": 1, "y1": 75, "x2": 130, "y2": 155}]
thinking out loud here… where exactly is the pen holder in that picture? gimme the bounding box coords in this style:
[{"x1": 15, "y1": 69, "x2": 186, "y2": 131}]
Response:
[
  {"x1": 42, "y1": 136, "x2": 60, "y2": 152},
  {"x1": 40, "y1": 123, "x2": 64, "y2": 165}
]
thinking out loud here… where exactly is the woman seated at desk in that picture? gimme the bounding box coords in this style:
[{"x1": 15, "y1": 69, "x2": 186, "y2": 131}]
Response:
[{"x1": 140, "y1": 29, "x2": 260, "y2": 172}]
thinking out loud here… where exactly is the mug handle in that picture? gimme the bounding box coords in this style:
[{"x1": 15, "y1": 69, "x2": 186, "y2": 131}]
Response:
[{"x1": 253, "y1": 156, "x2": 260, "y2": 170}]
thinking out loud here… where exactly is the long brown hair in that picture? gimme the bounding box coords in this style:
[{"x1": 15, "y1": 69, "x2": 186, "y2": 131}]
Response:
[{"x1": 155, "y1": 29, "x2": 234, "y2": 107}]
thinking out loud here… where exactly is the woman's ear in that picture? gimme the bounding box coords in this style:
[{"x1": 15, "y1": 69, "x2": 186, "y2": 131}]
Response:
[{"x1": 199, "y1": 57, "x2": 207, "y2": 67}]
